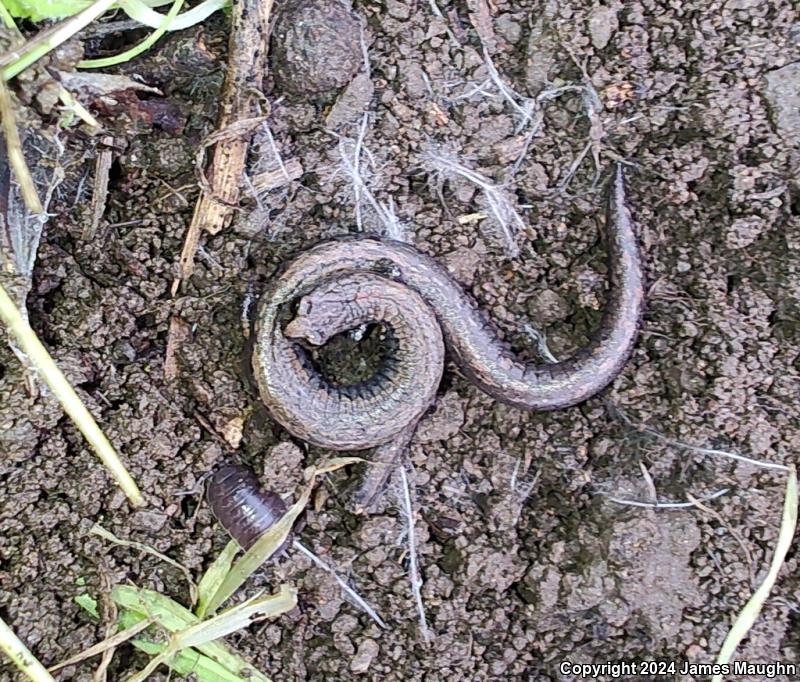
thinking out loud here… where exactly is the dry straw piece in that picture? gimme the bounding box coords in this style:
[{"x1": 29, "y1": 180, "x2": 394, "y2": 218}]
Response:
[
  {"x1": 0, "y1": 283, "x2": 145, "y2": 507},
  {"x1": 0, "y1": 616, "x2": 54, "y2": 682},
  {"x1": 712, "y1": 467, "x2": 797, "y2": 682}
]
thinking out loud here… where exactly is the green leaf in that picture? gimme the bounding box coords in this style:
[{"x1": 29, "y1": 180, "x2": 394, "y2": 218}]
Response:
[
  {"x1": 196, "y1": 540, "x2": 240, "y2": 619},
  {"x1": 0, "y1": 0, "x2": 93, "y2": 21},
  {"x1": 112, "y1": 586, "x2": 271, "y2": 682},
  {"x1": 126, "y1": 638, "x2": 250, "y2": 682},
  {"x1": 74, "y1": 593, "x2": 99, "y2": 620},
  {"x1": 176, "y1": 586, "x2": 296, "y2": 650}
]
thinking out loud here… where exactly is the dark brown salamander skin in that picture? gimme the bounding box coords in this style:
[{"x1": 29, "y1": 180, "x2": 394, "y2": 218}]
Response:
[
  {"x1": 208, "y1": 465, "x2": 292, "y2": 552},
  {"x1": 253, "y1": 167, "x2": 644, "y2": 451}
]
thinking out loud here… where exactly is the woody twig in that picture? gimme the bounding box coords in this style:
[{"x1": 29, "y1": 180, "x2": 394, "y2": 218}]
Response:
[{"x1": 172, "y1": 0, "x2": 274, "y2": 295}]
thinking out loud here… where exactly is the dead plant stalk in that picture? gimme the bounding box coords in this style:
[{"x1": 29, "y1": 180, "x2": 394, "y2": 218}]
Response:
[
  {"x1": 0, "y1": 616, "x2": 54, "y2": 682},
  {"x1": 397, "y1": 464, "x2": 430, "y2": 643},
  {"x1": 174, "y1": 0, "x2": 274, "y2": 294},
  {"x1": 0, "y1": 282, "x2": 144, "y2": 506}
]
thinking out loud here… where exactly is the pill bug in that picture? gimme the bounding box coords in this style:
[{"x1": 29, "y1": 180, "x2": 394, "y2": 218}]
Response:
[
  {"x1": 208, "y1": 464, "x2": 293, "y2": 553},
  {"x1": 207, "y1": 463, "x2": 387, "y2": 627}
]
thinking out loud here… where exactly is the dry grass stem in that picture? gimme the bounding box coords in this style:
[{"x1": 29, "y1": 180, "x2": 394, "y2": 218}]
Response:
[
  {"x1": 423, "y1": 150, "x2": 523, "y2": 256},
  {"x1": 686, "y1": 492, "x2": 756, "y2": 588},
  {"x1": 335, "y1": 114, "x2": 407, "y2": 240},
  {"x1": 426, "y1": 0, "x2": 460, "y2": 47},
  {"x1": 49, "y1": 619, "x2": 155, "y2": 673},
  {"x1": 83, "y1": 136, "x2": 114, "y2": 240},
  {"x1": 482, "y1": 47, "x2": 533, "y2": 131},
  {"x1": 0, "y1": 616, "x2": 54, "y2": 682},
  {"x1": 91, "y1": 525, "x2": 196, "y2": 603},
  {"x1": 173, "y1": 0, "x2": 274, "y2": 293},
  {"x1": 0, "y1": 80, "x2": 42, "y2": 213},
  {"x1": 292, "y1": 540, "x2": 386, "y2": 628},
  {"x1": 638, "y1": 462, "x2": 658, "y2": 504},
  {"x1": 599, "y1": 487, "x2": 730, "y2": 510},
  {"x1": 397, "y1": 464, "x2": 431, "y2": 643},
  {"x1": 0, "y1": 283, "x2": 144, "y2": 506},
  {"x1": 612, "y1": 406, "x2": 790, "y2": 473}
]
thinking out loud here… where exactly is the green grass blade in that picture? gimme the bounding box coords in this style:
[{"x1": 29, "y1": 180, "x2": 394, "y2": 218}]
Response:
[
  {"x1": 112, "y1": 586, "x2": 271, "y2": 681},
  {"x1": 196, "y1": 540, "x2": 240, "y2": 619},
  {"x1": 0, "y1": 1, "x2": 19, "y2": 29},
  {"x1": 113, "y1": 585, "x2": 197, "y2": 630},
  {"x1": 0, "y1": 615, "x2": 54, "y2": 682},
  {"x1": 117, "y1": 0, "x2": 227, "y2": 30},
  {"x1": 78, "y1": 0, "x2": 184, "y2": 68},
  {"x1": 125, "y1": 638, "x2": 250, "y2": 682},
  {"x1": 1, "y1": 0, "x2": 117, "y2": 81},
  {"x1": 712, "y1": 466, "x2": 798, "y2": 681},
  {"x1": 0, "y1": 283, "x2": 144, "y2": 506},
  {"x1": 176, "y1": 586, "x2": 296, "y2": 650}
]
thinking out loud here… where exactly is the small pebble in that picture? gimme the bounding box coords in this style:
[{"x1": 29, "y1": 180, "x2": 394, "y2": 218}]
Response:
[
  {"x1": 588, "y1": 3, "x2": 619, "y2": 50},
  {"x1": 350, "y1": 638, "x2": 379, "y2": 674},
  {"x1": 131, "y1": 511, "x2": 167, "y2": 532}
]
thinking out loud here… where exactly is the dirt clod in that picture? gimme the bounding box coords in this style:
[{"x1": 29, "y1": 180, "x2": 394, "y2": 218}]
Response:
[
  {"x1": 416, "y1": 391, "x2": 465, "y2": 444},
  {"x1": 349, "y1": 637, "x2": 379, "y2": 674},
  {"x1": 588, "y1": 2, "x2": 620, "y2": 50},
  {"x1": 271, "y1": 0, "x2": 364, "y2": 98}
]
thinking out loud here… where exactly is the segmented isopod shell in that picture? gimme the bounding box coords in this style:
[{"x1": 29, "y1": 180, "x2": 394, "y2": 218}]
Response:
[{"x1": 208, "y1": 464, "x2": 291, "y2": 551}]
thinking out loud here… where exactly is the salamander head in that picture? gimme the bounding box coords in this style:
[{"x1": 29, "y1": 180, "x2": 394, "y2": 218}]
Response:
[{"x1": 285, "y1": 281, "x2": 361, "y2": 347}]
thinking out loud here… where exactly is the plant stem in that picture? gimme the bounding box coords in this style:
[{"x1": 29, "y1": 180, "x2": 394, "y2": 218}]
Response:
[
  {"x1": 398, "y1": 463, "x2": 431, "y2": 643},
  {"x1": 78, "y1": 0, "x2": 184, "y2": 68},
  {"x1": 0, "y1": 2, "x2": 18, "y2": 30},
  {"x1": 0, "y1": 77, "x2": 42, "y2": 213},
  {"x1": 1, "y1": 0, "x2": 116, "y2": 81},
  {"x1": 0, "y1": 282, "x2": 145, "y2": 507},
  {"x1": 0, "y1": 615, "x2": 55, "y2": 682},
  {"x1": 712, "y1": 466, "x2": 798, "y2": 681},
  {"x1": 292, "y1": 540, "x2": 387, "y2": 628}
]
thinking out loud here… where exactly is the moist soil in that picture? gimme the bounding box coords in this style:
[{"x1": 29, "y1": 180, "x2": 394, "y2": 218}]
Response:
[{"x1": 1, "y1": 0, "x2": 800, "y2": 680}]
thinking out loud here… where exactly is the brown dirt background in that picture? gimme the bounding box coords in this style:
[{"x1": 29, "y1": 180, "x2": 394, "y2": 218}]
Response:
[{"x1": 1, "y1": 0, "x2": 799, "y2": 680}]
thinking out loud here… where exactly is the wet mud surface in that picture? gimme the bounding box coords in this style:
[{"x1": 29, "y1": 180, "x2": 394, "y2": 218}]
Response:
[{"x1": 1, "y1": 0, "x2": 799, "y2": 680}]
